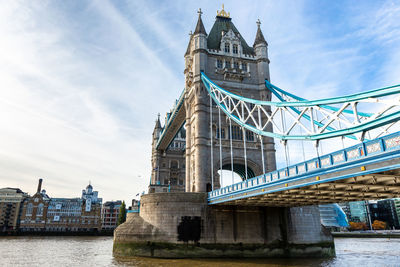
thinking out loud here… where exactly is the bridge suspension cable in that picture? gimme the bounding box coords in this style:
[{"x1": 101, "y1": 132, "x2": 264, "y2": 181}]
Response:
[
  {"x1": 209, "y1": 93, "x2": 214, "y2": 190},
  {"x1": 201, "y1": 72, "x2": 400, "y2": 142}
]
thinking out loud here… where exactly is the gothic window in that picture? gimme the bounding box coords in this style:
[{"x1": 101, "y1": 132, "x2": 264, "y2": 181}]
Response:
[
  {"x1": 26, "y1": 203, "x2": 33, "y2": 215},
  {"x1": 37, "y1": 203, "x2": 44, "y2": 216},
  {"x1": 217, "y1": 59, "x2": 223, "y2": 69},
  {"x1": 242, "y1": 62, "x2": 247, "y2": 71},
  {"x1": 230, "y1": 126, "x2": 243, "y2": 140},
  {"x1": 216, "y1": 128, "x2": 225, "y2": 139},
  {"x1": 224, "y1": 43, "x2": 230, "y2": 53},
  {"x1": 233, "y1": 62, "x2": 239, "y2": 70},
  {"x1": 170, "y1": 160, "x2": 178, "y2": 169},
  {"x1": 233, "y1": 44, "x2": 238, "y2": 54},
  {"x1": 246, "y1": 131, "x2": 254, "y2": 141}
]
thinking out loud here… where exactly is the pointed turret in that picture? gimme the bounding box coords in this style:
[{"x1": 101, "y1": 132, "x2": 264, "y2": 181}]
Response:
[
  {"x1": 253, "y1": 19, "x2": 270, "y2": 84},
  {"x1": 193, "y1": 9, "x2": 207, "y2": 35},
  {"x1": 253, "y1": 19, "x2": 268, "y2": 47},
  {"x1": 184, "y1": 31, "x2": 192, "y2": 57},
  {"x1": 155, "y1": 113, "x2": 161, "y2": 129},
  {"x1": 152, "y1": 113, "x2": 162, "y2": 140}
]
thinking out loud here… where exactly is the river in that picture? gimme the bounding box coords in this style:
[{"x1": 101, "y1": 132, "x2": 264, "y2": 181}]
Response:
[{"x1": 0, "y1": 236, "x2": 399, "y2": 266}]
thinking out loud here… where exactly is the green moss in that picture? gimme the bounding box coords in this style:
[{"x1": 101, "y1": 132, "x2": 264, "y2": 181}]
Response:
[{"x1": 113, "y1": 241, "x2": 335, "y2": 259}]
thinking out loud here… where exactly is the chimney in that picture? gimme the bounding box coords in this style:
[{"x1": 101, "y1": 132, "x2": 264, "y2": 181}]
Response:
[{"x1": 37, "y1": 178, "x2": 43, "y2": 193}]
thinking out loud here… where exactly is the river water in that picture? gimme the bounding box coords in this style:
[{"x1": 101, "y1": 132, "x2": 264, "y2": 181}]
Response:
[{"x1": 0, "y1": 236, "x2": 399, "y2": 266}]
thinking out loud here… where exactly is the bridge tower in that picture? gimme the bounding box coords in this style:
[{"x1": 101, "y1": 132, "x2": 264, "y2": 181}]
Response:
[
  {"x1": 184, "y1": 7, "x2": 276, "y2": 192},
  {"x1": 149, "y1": 114, "x2": 186, "y2": 193}
]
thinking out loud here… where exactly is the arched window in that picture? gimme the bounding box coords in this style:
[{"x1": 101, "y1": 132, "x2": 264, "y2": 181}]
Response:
[
  {"x1": 37, "y1": 203, "x2": 44, "y2": 216},
  {"x1": 170, "y1": 160, "x2": 178, "y2": 169},
  {"x1": 216, "y1": 128, "x2": 225, "y2": 139},
  {"x1": 224, "y1": 43, "x2": 230, "y2": 53},
  {"x1": 246, "y1": 131, "x2": 254, "y2": 141},
  {"x1": 217, "y1": 59, "x2": 223, "y2": 69},
  {"x1": 26, "y1": 203, "x2": 33, "y2": 215},
  {"x1": 242, "y1": 62, "x2": 247, "y2": 71},
  {"x1": 233, "y1": 44, "x2": 238, "y2": 54},
  {"x1": 230, "y1": 126, "x2": 243, "y2": 140}
]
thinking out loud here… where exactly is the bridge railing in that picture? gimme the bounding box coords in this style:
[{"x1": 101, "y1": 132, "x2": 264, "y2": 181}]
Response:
[{"x1": 208, "y1": 131, "x2": 400, "y2": 199}]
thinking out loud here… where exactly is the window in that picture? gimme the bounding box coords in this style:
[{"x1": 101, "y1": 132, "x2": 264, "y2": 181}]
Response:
[
  {"x1": 217, "y1": 59, "x2": 223, "y2": 69},
  {"x1": 233, "y1": 62, "x2": 239, "y2": 70},
  {"x1": 246, "y1": 131, "x2": 254, "y2": 141},
  {"x1": 224, "y1": 43, "x2": 230, "y2": 53},
  {"x1": 242, "y1": 63, "x2": 247, "y2": 71},
  {"x1": 230, "y1": 126, "x2": 243, "y2": 140},
  {"x1": 233, "y1": 44, "x2": 238, "y2": 54},
  {"x1": 37, "y1": 203, "x2": 44, "y2": 216},
  {"x1": 216, "y1": 128, "x2": 225, "y2": 139},
  {"x1": 26, "y1": 203, "x2": 33, "y2": 215},
  {"x1": 170, "y1": 160, "x2": 178, "y2": 169}
]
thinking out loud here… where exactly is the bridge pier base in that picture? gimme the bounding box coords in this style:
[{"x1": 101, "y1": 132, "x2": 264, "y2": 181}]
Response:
[{"x1": 113, "y1": 193, "x2": 334, "y2": 258}]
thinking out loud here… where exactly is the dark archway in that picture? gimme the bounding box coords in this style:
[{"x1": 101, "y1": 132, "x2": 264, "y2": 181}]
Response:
[{"x1": 206, "y1": 183, "x2": 212, "y2": 192}]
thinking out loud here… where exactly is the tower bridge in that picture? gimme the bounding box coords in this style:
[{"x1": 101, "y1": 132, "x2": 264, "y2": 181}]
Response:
[{"x1": 114, "y1": 6, "x2": 400, "y2": 258}]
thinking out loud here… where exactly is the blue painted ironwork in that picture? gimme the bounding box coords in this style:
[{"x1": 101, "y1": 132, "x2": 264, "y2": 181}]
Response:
[
  {"x1": 208, "y1": 131, "x2": 400, "y2": 204},
  {"x1": 155, "y1": 89, "x2": 186, "y2": 149},
  {"x1": 201, "y1": 72, "x2": 400, "y2": 141}
]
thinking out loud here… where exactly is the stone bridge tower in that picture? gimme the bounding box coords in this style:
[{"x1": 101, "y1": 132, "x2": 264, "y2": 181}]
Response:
[{"x1": 184, "y1": 7, "x2": 276, "y2": 192}]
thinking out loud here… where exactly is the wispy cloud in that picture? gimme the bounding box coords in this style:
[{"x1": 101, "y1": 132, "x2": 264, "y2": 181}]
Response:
[{"x1": 0, "y1": 0, "x2": 399, "y2": 199}]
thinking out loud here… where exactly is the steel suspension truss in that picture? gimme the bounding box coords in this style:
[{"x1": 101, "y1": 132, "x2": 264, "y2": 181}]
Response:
[{"x1": 201, "y1": 72, "x2": 400, "y2": 142}]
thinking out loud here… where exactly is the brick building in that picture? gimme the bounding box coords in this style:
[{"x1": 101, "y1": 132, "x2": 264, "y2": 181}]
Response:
[
  {"x1": 19, "y1": 179, "x2": 50, "y2": 231},
  {"x1": 20, "y1": 179, "x2": 102, "y2": 232},
  {"x1": 0, "y1": 187, "x2": 28, "y2": 232},
  {"x1": 101, "y1": 200, "x2": 122, "y2": 230}
]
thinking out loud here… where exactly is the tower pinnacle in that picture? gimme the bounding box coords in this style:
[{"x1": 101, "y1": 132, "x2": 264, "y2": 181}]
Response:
[
  {"x1": 253, "y1": 19, "x2": 267, "y2": 47},
  {"x1": 194, "y1": 8, "x2": 207, "y2": 35}
]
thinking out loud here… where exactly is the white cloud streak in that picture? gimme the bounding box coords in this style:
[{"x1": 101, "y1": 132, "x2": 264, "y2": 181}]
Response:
[{"x1": 0, "y1": 0, "x2": 399, "y2": 199}]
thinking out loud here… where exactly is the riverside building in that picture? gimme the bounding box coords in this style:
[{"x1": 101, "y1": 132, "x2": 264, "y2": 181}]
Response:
[
  {"x1": 0, "y1": 187, "x2": 28, "y2": 233},
  {"x1": 101, "y1": 200, "x2": 122, "y2": 230},
  {"x1": 20, "y1": 179, "x2": 102, "y2": 233}
]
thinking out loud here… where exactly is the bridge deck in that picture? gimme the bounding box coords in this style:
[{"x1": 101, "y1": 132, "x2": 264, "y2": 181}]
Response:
[{"x1": 208, "y1": 132, "x2": 400, "y2": 206}]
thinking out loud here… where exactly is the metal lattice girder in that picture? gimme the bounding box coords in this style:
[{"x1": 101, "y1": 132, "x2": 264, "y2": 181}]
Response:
[{"x1": 201, "y1": 72, "x2": 400, "y2": 141}]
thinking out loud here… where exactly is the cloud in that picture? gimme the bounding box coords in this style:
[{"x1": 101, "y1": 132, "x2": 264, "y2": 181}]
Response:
[{"x1": 0, "y1": 0, "x2": 399, "y2": 199}]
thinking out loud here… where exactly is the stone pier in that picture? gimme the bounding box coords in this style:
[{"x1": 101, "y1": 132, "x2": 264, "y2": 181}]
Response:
[{"x1": 113, "y1": 192, "x2": 334, "y2": 258}]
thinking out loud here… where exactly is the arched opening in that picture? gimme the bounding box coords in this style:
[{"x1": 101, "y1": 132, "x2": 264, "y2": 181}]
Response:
[
  {"x1": 222, "y1": 163, "x2": 256, "y2": 180},
  {"x1": 217, "y1": 163, "x2": 256, "y2": 188}
]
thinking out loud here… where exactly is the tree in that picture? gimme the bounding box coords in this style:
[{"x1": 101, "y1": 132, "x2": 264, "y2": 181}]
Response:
[
  {"x1": 372, "y1": 220, "x2": 386, "y2": 230},
  {"x1": 349, "y1": 221, "x2": 368, "y2": 231},
  {"x1": 117, "y1": 201, "x2": 127, "y2": 226}
]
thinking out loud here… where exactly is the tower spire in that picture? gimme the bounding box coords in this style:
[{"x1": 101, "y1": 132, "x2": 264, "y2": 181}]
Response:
[
  {"x1": 155, "y1": 113, "x2": 161, "y2": 129},
  {"x1": 194, "y1": 8, "x2": 207, "y2": 35},
  {"x1": 253, "y1": 19, "x2": 268, "y2": 47}
]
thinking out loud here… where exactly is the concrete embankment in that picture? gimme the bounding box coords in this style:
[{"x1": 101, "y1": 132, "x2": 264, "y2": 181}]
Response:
[{"x1": 332, "y1": 232, "x2": 400, "y2": 238}]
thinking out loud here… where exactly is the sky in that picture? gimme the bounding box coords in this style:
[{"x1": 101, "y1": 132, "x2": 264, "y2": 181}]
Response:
[{"x1": 0, "y1": 0, "x2": 399, "y2": 204}]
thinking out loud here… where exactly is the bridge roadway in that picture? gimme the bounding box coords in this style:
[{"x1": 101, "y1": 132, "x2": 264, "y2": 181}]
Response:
[{"x1": 208, "y1": 132, "x2": 400, "y2": 206}]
